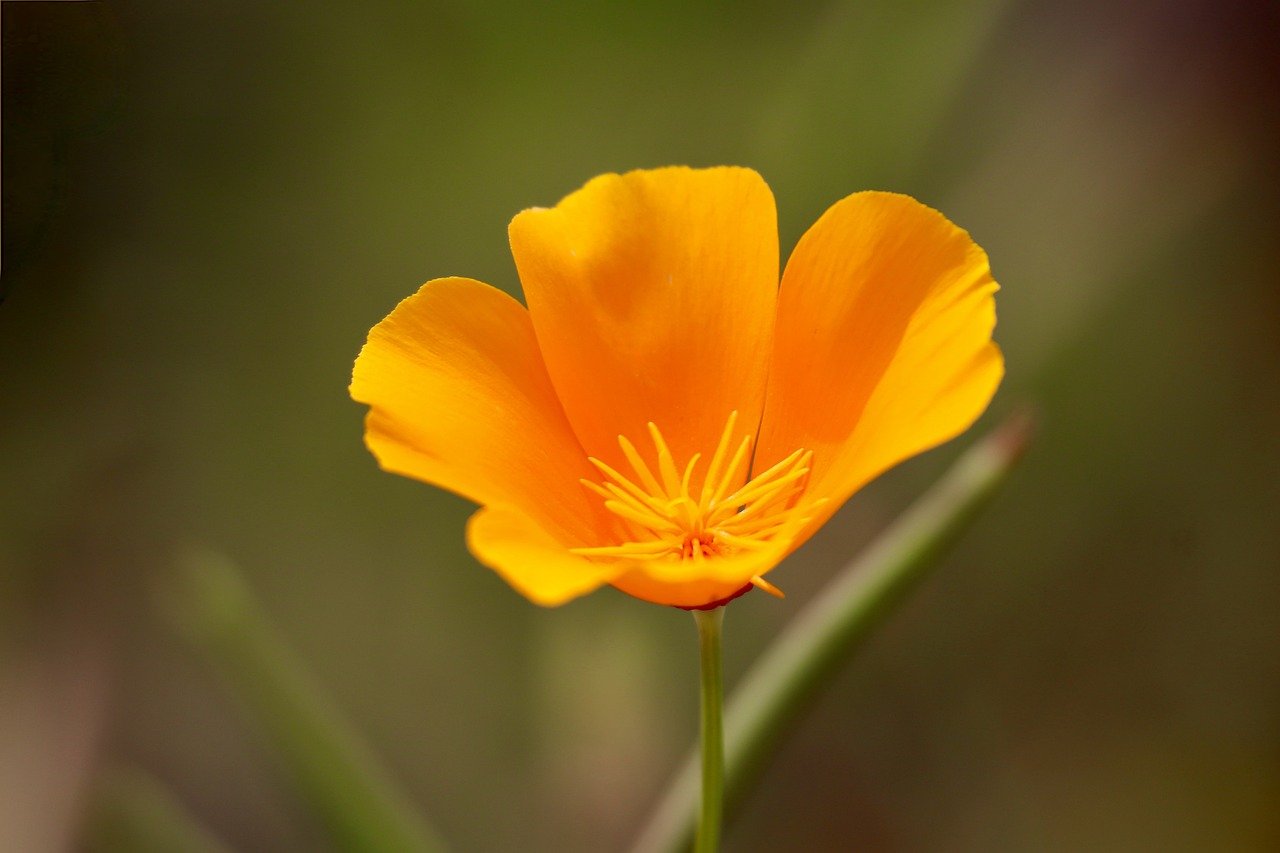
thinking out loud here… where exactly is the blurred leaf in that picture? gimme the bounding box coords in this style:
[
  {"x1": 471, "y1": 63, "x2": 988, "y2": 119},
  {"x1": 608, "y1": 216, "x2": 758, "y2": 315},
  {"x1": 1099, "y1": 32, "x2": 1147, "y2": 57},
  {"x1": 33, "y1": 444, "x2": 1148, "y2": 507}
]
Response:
[
  {"x1": 86, "y1": 767, "x2": 233, "y2": 853},
  {"x1": 161, "y1": 550, "x2": 448, "y2": 853}
]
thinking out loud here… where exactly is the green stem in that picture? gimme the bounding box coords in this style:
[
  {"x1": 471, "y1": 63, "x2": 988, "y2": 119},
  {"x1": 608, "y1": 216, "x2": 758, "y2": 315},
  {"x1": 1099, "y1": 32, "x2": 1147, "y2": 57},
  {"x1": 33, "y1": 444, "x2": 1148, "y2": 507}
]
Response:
[
  {"x1": 693, "y1": 607, "x2": 725, "y2": 853},
  {"x1": 633, "y1": 412, "x2": 1033, "y2": 853},
  {"x1": 89, "y1": 766, "x2": 234, "y2": 853}
]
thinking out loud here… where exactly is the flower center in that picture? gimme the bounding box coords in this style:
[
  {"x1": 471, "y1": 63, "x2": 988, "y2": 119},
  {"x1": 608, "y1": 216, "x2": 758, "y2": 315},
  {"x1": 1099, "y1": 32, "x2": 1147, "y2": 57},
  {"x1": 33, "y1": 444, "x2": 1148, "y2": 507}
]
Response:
[{"x1": 571, "y1": 411, "x2": 818, "y2": 596}]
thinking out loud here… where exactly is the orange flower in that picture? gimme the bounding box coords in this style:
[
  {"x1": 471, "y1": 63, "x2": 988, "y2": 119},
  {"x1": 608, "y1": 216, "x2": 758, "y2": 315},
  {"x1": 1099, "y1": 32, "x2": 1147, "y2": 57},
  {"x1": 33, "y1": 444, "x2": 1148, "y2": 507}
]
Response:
[{"x1": 350, "y1": 167, "x2": 1002, "y2": 609}]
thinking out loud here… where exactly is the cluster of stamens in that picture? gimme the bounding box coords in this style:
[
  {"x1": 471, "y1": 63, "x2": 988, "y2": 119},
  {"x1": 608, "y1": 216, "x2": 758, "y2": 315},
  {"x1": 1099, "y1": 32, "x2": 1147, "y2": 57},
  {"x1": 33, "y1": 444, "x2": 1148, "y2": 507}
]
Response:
[{"x1": 570, "y1": 412, "x2": 819, "y2": 595}]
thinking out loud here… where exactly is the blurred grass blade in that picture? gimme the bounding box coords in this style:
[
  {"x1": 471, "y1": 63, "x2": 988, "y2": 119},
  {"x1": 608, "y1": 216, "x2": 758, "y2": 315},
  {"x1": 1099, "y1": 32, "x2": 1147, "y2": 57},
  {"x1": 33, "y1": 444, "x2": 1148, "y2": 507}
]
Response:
[
  {"x1": 753, "y1": 0, "x2": 1014, "y2": 205},
  {"x1": 87, "y1": 766, "x2": 234, "y2": 853},
  {"x1": 163, "y1": 550, "x2": 448, "y2": 853},
  {"x1": 633, "y1": 411, "x2": 1033, "y2": 853}
]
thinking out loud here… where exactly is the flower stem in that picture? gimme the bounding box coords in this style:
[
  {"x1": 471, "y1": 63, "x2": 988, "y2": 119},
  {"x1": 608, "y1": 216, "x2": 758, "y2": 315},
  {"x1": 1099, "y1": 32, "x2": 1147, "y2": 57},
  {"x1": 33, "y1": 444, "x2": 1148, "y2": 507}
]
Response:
[
  {"x1": 693, "y1": 607, "x2": 725, "y2": 853},
  {"x1": 633, "y1": 411, "x2": 1034, "y2": 853}
]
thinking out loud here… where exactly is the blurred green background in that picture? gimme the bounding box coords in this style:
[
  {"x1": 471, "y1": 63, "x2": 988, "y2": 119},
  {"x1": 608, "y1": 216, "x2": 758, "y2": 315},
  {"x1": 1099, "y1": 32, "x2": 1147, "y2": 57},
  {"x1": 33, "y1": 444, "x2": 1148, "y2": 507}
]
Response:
[{"x1": 3, "y1": 1, "x2": 1277, "y2": 850}]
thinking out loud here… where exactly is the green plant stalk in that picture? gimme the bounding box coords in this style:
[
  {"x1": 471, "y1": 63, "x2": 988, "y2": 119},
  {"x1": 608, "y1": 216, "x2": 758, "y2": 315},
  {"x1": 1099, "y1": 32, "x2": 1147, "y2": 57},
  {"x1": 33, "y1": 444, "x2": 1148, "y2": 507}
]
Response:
[
  {"x1": 693, "y1": 608, "x2": 725, "y2": 853},
  {"x1": 164, "y1": 550, "x2": 448, "y2": 853},
  {"x1": 88, "y1": 766, "x2": 234, "y2": 853},
  {"x1": 633, "y1": 412, "x2": 1033, "y2": 853}
]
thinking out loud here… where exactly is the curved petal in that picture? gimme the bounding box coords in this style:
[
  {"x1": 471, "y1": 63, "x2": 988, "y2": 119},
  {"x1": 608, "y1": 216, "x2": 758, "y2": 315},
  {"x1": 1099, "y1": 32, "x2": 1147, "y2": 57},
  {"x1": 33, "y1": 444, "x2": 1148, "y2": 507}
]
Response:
[
  {"x1": 600, "y1": 498, "x2": 815, "y2": 608},
  {"x1": 467, "y1": 505, "x2": 624, "y2": 606},
  {"x1": 612, "y1": 573, "x2": 752, "y2": 610},
  {"x1": 349, "y1": 277, "x2": 604, "y2": 550},
  {"x1": 509, "y1": 166, "x2": 778, "y2": 475},
  {"x1": 756, "y1": 192, "x2": 1003, "y2": 538},
  {"x1": 608, "y1": 527, "x2": 803, "y2": 609}
]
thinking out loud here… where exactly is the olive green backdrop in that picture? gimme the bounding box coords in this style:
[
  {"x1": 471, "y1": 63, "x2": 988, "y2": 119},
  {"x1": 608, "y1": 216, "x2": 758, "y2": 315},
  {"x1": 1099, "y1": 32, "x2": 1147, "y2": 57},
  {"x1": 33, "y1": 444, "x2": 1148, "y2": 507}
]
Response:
[{"x1": 3, "y1": 1, "x2": 1277, "y2": 850}]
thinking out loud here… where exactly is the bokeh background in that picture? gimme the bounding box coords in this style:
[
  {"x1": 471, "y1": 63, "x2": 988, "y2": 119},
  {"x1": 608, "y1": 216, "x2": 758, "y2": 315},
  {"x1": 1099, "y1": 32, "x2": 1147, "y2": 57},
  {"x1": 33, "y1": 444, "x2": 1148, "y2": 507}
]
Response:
[{"x1": 3, "y1": 1, "x2": 1278, "y2": 850}]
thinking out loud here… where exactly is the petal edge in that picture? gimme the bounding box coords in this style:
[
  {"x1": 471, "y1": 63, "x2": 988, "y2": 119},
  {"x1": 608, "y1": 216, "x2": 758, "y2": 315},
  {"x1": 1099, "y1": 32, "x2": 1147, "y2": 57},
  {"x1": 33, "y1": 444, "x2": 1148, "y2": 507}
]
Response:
[
  {"x1": 350, "y1": 277, "x2": 602, "y2": 547},
  {"x1": 758, "y1": 192, "x2": 1003, "y2": 539},
  {"x1": 467, "y1": 504, "x2": 623, "y2": 606}
]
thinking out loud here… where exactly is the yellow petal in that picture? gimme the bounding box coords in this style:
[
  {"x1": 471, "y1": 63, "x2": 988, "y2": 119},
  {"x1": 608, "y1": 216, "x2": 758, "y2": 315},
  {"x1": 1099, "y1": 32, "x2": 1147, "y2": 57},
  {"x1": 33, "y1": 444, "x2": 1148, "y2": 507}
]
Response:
[
  {"x1": 756, "y1": 192, "x2": 1003, "y2": 537},
  {"x1": 467, "y1": 504, "x2": 623, "y2": 606},
  {"x1": 350, "y1": 277, "x2": 602, "y2": 551},
  {"x1": 509, "y1": 166, "x2": 778, "y2": 476}
]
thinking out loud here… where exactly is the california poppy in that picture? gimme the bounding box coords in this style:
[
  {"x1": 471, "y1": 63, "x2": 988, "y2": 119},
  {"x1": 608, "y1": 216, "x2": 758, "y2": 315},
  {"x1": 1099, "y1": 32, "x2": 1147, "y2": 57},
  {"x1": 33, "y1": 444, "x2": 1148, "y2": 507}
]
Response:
[{"x1": 351, "y1": 167, "x2": 1001, "y2": 609}]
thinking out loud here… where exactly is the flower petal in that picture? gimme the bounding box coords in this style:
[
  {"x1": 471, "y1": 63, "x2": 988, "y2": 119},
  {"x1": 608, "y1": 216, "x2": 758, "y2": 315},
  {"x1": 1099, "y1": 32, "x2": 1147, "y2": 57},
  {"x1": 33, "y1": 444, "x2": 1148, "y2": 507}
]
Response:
[
  {"x1": 609, "y1": 528, "x2": 802, "y2": 609},
  {"x1": 611, "y1": 572, "x2": 752, "y2": 610},
  {"x1": 602, "y1": 500, "x2": 815, "y2": 609},
  {"x1": 467, "y1": 504, "x2": 623, "y2": 606},
  {"x1": 350, "y1": 277, "x2": 603, "y2": 550},
  {"x1": 756, "y1": 192, "x2": 1003, "y2": 536},
  {"x1": 509, "y1": 166, "x2": 778, "y2": 473}
]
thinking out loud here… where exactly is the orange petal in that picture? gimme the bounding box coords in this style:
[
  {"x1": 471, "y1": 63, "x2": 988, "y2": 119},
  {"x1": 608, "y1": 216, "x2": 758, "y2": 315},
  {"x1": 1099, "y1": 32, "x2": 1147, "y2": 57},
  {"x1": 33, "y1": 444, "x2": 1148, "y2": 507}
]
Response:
[
  {"x1": 509, "y1": 166, "x2": 778, "y2": 475},
  {"x1": 467, "y1": 504, "x2": 624, "y2": 606},
  {"x1": 610, "y1": 572, "x2": 752, "y2": 610},
  {"x1": 756, "y1": 192, "x2": 1003, "y2": 537},
  {"x1": 608, "y1": 511, "x2": 810, "y2": 608},
  {"x1": 350, "y1": 277, "x2": 603, "y2": 553}
]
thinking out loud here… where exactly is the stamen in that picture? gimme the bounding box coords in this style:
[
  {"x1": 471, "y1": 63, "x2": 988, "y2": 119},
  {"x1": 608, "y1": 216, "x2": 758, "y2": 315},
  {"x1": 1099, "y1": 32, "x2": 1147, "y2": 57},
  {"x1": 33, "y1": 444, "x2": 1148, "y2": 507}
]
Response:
[
  {"x1": 712, "y1": 465, "x2": 810, "y2": 528},
  {"x1": 617, "y1": 435, "x2": 665, "y2": 498},
  {"x1": 573, "y1": 412, "x2": 814, "y2": 582},
  {"x1": 699, "y1": 410, "x2": 739, "y2": 506},
  {"x1": 716, "y1": 532, "x2": 772, "y2": 551},
  {"x1": 711, "y1": 451, "x2": 809, "y2": 523},
  {"x1": 668, "y1": 495, "x2": 700, "y2": 531},
  {"x1": 720, "y1": 516, "x2": 795, "y2": 537},
  {"x1": 647, "y1": 422, "x2": 683, "y2": 496},
  {"x1": 709, "y1": 435, "x2": 753, "y2": 509},
  {"x1": 586, "y1": 456, "x2": 652, "y2": 506},
  {"x1": 580, "y1": 478, "x2": 615, "y2": 501},
  {"x1": 680, "y1": 453, "x2": 702, "y2": 497},
  {"x1": 750, "y1": 575, "x2": 785, "y2": 598},
  {"x1": 600, "y1": 481, "x2": 674, "y2": 523},
  {"x1": 603, "y1": 499, "x2": 679, "y2": 534}
]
